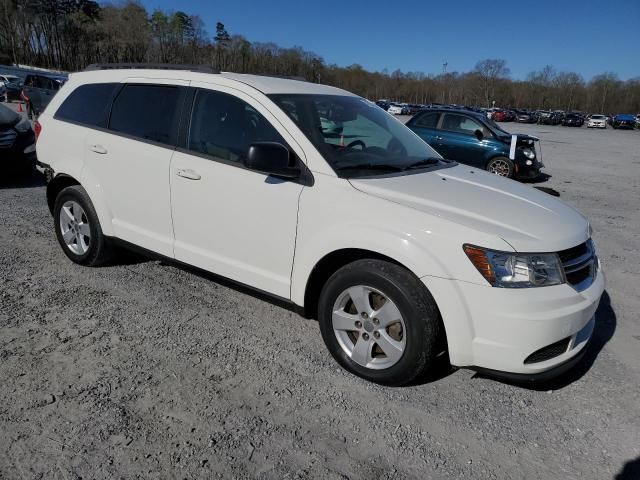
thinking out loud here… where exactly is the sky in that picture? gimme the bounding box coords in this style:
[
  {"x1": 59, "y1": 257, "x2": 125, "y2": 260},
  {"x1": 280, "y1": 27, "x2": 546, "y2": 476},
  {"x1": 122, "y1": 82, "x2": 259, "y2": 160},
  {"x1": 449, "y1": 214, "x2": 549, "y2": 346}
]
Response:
[{"x1": 138, "y1": 0, "x2": 639, "y2": 81}]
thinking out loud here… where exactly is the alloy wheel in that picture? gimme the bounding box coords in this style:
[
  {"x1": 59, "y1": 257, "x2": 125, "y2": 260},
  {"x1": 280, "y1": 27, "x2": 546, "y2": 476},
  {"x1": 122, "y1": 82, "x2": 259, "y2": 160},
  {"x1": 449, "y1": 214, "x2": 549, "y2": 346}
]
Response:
[
  {"x1": 332, "y1": 285, "x2": 406, "y2": 370},
  {"x1": 59, "y1": 200, "x2": 91, "y2": 255},
  {"x1": 488, "y1": 159, "x2": 511, "y2": 176}
]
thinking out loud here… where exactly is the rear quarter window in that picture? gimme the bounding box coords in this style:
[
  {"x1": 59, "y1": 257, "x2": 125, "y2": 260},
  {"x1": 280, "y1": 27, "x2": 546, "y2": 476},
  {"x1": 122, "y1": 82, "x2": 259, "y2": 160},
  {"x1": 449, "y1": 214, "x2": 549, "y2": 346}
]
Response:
[{"x1": 55, "y1": 83, "x2": 119, "y2": 127}]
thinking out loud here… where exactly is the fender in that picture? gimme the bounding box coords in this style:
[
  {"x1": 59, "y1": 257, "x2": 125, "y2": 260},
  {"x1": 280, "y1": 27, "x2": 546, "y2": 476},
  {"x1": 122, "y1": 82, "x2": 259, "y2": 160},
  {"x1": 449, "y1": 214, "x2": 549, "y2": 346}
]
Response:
[
  {"x1": 79, "y1": 165, "x2": 115, "y2": 237},
  {"x1": 290, "y1": 222, "x2": 453, "y2": 307}
]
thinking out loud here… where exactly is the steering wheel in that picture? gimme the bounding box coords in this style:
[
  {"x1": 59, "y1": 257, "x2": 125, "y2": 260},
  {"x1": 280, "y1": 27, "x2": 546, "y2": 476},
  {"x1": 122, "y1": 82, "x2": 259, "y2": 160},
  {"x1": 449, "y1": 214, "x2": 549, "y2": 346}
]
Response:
[
  {"x1": 345, "y1": 139, "x2": 366, "y2": 150},
  {"x1": 387, "y1": 138, "x2": 407, "y2": 156}
]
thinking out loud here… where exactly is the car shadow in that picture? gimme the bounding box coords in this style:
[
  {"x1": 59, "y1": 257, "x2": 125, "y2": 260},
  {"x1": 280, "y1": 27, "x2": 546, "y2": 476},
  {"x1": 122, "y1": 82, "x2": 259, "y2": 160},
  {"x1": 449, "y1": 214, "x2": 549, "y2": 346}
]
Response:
[
  {"x1": 532, "y1": 186, "x2": 561, "y2": 197},
  {"x1": 615, "y1": 456, "x2": 640, "y2": 480},
  {"x1": 521, "y1": 172, "x2": 552, "y2": 184},
  {"x1": 0, "y1": 168, "x2": 46, "y2": 189},
  {"x1": 472, "y1": 290, "x2": 616, "y2": 391}
]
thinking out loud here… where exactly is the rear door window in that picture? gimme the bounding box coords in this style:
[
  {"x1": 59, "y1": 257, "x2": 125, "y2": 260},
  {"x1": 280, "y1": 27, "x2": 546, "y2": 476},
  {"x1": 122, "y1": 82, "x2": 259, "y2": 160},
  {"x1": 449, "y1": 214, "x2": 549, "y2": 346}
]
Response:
[
  {"x1": 55, "y1": 83, "x2": 120, "y2": 127},
  {"x1": 109, "y1": 84, "x2": 181, "y2": 146},
  {"x1": 413, "y1": 112, "x2": 440, "y2": 128}
]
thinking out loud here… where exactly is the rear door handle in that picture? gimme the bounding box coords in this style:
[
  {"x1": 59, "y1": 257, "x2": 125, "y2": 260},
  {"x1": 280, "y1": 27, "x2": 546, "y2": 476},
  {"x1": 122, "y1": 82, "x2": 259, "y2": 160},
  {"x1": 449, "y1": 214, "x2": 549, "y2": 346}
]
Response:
[
  {"x1": 434, "y1": 136, "x2": 443, "y2": 141},
  {"x1": 176, "y1": 169, "x2": 201, "y2": 180},
  {"x1": 89, "y1": 144, "x2": 108, "y2": 154}
]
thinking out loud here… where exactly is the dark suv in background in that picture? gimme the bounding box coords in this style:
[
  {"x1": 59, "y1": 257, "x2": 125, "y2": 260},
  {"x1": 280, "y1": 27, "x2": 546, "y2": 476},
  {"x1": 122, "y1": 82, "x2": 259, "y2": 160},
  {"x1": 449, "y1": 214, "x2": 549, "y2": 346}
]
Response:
[
  {"x1": 562, "y1": 113, "x2": 584, "y2": 127},
  {"x1": 22, "y1": 73, "x2": 67, "y2": 118}
]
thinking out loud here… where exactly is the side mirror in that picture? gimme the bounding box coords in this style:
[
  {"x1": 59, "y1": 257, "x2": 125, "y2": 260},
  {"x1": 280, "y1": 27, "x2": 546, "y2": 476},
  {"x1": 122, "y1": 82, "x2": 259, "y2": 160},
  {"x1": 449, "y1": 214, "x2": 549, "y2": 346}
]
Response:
[
  {"x1": 244, "y1": 142, "x2": 301, "y2": 179},
  {"x1": 474, "y1": 129, "x2": 484, "y2": 141}
]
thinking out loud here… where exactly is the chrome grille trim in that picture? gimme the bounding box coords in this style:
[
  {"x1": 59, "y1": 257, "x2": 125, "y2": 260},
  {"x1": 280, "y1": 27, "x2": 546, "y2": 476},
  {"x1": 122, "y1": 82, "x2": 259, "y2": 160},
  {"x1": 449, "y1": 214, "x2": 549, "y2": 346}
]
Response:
[{"x1": 559, "y1": 240, "x2": 596, "y2": 292}]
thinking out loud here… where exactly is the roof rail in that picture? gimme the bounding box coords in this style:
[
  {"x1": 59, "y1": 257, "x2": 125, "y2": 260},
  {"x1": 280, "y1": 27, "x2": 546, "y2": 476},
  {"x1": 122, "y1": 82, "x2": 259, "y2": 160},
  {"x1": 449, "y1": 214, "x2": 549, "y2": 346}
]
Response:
[
  {"x1": 84, "y1": 63, "x2": 219, "y2": 74},
  {"x1": 256, "y1": 74, "x2": 308, "y2": 82}
]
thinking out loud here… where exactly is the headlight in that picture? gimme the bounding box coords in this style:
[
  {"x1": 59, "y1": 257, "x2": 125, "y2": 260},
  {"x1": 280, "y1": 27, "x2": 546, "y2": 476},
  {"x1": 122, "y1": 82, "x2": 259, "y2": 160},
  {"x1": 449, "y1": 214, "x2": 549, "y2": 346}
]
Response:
[
  {"x1": 522, "y1": 148, "x2": 535, "y2": 159},
  {"x1": 14, "y1": 117, "x2": 32, "y2": 133},
  {"x1": 463, "y1": 245, "x2": 565, "y2": 288}
]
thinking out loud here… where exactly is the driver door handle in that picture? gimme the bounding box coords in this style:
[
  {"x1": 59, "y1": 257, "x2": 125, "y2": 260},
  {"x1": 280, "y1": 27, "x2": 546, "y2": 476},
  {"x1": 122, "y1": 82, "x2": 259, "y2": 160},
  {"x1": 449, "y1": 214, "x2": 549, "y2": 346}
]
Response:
[
  {"x1": 434, "y1": 135, "x2": 443, "y2": 141},
  {"x1": 176, "y1": 168, "x2": 201, "y2": 180}
]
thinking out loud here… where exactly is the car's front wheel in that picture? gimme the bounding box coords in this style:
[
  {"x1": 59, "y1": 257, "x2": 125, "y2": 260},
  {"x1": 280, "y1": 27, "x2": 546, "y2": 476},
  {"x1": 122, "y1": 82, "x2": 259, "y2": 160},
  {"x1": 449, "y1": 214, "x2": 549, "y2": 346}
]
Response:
[
  {"x1": 318, "y1": 259, "x2": 444, "y2": 386},
  {"x1": 54, "y1": 185, "x2": 112, "y2": 266},
  {"x1": 486, "y1": 156, "x2": 514, "y2": 178}
]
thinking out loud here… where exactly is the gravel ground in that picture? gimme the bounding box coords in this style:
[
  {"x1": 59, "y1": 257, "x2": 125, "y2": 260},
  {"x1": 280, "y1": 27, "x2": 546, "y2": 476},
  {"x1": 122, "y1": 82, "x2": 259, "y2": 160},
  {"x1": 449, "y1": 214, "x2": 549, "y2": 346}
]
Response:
[{"x1": 1, "y1": 107, "x2": 640, "y2": 479}]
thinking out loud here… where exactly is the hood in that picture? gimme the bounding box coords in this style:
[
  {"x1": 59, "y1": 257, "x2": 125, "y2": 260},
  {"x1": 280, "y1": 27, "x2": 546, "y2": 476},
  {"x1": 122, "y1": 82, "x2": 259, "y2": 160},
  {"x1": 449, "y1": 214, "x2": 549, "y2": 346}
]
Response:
[
  {"x1": 495, "y1": 132, "x2": 538, "y2": 145},
  {"x1": 349, "y1": 165, "x2": 589, "y2": 252},
  {"x1": 0, "y1": 103, "x2": 20, "y2": 129}
]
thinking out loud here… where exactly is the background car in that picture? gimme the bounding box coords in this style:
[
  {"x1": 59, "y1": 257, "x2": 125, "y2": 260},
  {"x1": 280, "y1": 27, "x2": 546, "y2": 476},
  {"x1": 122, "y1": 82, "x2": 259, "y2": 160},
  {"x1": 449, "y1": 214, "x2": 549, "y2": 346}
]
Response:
[
  {"x1": 539, "y1": 111, "x2": 563, "y2": 125},
  {"x1": 490, "y1": 109, "x2": 507, "y2": 121},
  {"x1": 0, "y1": 102, "x2": 36, "y2": 170},
  {"x1": 611, "y1": 114, "x2": 636, "y2": 129},
  {"x1": 407, "y1": 108, "x2": 542, "y2": 179},
  {"x1": 387, "y1": 103, "x2": 404, "y2": 115},
  {"x1": 22, "y1": 73, "x2": 67, "y2": 118},
  {"x1": 0, "y1": 74, "x2": 19, "y2": 102},
  {"x1": 562, "y1": 113, "x2": 584, "y2": 127},
  {"x1": 515, "y1": 110, "x2": 537, "y2": 123},
  {"x1": 587, "y1": 114, "x2": 607, "y2": 128},
  {"x1": 3, "y1": 79, "x2": 24, "y2": 102}
]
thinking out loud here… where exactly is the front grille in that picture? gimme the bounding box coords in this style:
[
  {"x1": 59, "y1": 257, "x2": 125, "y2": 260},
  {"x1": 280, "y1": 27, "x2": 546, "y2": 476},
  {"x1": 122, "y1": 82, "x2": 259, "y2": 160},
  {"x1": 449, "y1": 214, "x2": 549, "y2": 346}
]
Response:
[
  {"x1": 558, "y1": 240, "x2": 596, "y2": 291},
  {"x1": 0, "y1": 129, "x2": 17, "y2": 148},
  {"x1": 524, "y1": 337, "x2": 571, "y2": 364}
]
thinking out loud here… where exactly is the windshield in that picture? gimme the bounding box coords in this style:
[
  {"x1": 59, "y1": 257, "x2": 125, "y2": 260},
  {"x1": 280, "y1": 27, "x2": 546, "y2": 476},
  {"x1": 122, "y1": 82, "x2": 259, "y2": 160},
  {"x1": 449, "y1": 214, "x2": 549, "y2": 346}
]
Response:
[
  {"x1": 269, "y1": 94, "x2": 445, "y2": 178},
  {"x1": 485, "y1": 117, "x2": 510, "y2": 135},
  {"x1": 591, "y1": 115, "x2": 605, "y2": 119}
]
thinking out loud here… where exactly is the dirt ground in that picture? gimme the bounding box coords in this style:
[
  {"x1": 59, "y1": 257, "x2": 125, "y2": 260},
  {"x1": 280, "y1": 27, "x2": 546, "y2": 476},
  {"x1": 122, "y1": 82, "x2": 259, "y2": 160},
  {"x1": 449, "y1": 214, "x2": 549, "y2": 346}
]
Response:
[{"x1": 1, "y1": 106, "x2": 639, "y2": 479}]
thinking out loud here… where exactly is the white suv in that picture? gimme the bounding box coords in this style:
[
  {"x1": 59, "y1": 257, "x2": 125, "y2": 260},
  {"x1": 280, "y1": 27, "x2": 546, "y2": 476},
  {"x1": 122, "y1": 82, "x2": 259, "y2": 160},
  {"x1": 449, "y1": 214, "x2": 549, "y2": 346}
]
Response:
[{"x1": 36, "y1": 64, "x2": 604, "y2": 386}]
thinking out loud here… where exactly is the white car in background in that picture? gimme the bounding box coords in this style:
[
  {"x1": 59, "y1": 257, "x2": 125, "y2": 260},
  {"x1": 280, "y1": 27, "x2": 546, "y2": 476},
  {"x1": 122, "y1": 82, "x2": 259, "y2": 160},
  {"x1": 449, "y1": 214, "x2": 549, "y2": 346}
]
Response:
[
  {"x1": 36, "y1": 65, "x2": 604, "y2": 386},
  {"x1": 587, "y1": 114, "x2": 607, "y2": 129},
  {"x1": 387, "y1": 104, "x2": 404, "y2": 115}
]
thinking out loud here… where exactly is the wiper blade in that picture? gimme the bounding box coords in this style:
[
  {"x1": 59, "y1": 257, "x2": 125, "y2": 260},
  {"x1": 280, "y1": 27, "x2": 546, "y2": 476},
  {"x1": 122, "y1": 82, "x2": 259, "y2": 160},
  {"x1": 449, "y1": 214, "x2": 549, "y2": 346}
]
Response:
[
  {"x1": 335, "y1": 163, "x2": 404, "y2": 172},
  {"x1": 403, "y1": 158, "x2": 441, "y2": 170}
]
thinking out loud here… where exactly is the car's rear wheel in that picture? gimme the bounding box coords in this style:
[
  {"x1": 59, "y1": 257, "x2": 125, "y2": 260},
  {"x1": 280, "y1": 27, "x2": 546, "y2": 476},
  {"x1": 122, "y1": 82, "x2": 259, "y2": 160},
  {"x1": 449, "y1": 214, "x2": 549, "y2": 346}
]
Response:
[
  {"x1": 486, "y1": 156, "x2": 514, "y2": 178},
  {"x1": 318, "y1": 259, "x2": 444, "y2": 386},
  {"x1": 54, "y1": 185, "x2": 112, "y2": 266}
]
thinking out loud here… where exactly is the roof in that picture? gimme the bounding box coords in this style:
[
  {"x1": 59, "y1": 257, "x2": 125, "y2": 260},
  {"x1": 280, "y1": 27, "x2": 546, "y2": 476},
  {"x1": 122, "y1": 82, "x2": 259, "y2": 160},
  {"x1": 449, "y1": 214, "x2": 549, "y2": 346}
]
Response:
[
  {"x1": 420, "y1": 107, "x2": 487, "y2": 119},
  {"x1": 219, "y1": 72, "x2": 354, "y2": 95},
  {"x1": 72, "y1": 66, "x2": 355, "y2": 97}
]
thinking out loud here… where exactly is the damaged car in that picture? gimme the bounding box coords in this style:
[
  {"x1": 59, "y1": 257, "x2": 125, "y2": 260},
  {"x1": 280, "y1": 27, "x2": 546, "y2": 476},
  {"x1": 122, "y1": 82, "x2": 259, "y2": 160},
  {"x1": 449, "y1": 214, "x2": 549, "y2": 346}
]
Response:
[
  {"x1": 0, "y1": 103, "x2": 36, "y2": 171},
  {"x1": 407, "y1": 108, "x2": 543, "y2": 179}
]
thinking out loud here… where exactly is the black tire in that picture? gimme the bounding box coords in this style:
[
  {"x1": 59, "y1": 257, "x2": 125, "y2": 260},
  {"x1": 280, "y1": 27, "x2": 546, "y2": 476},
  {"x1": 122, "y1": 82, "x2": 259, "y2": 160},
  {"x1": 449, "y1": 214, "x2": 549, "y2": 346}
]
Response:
[
  {"x1": 318, "y1": 259, "x2": 444, "y2": 386},
  {"x1": 53, "y1": 185, "x2": 112, "y2": 266},
  {"x1": 486, "y1": 156, "x2": 515, "y2": 178}
]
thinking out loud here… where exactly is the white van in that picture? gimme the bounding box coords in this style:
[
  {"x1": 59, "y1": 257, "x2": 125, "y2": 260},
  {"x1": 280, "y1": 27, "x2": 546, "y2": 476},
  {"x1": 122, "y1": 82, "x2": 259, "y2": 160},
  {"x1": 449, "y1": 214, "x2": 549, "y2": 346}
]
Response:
[{"x1": 35, "y1": 64, "x2": 604, "y2": 386}]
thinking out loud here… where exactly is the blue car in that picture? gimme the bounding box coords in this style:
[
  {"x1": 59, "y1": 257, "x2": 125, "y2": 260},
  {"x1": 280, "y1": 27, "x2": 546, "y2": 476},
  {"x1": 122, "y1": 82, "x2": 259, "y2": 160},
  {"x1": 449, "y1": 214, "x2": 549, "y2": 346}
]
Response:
[
  {"x1": 611, "y1": 114, "x2": 636, "y2": 130},
  {"x1": 406, "y1": 108, "x2": 543, "y2": 179}
]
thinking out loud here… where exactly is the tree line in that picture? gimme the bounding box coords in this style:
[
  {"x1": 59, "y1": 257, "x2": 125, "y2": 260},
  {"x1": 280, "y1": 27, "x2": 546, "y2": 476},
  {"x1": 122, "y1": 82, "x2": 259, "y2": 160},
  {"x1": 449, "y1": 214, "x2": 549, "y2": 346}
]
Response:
[{"x1": 1, "y1": 0, "x2": 638, "y2": 114}]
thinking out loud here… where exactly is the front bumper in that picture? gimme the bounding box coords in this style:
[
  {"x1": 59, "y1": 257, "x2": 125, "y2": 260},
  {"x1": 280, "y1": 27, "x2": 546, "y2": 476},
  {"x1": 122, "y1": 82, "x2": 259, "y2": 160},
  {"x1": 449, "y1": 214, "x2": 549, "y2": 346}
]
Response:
[
  {"x1": 422, "y1": 260, "x2": 605, "y2": 377},
  {"x1": 514, "y1": 161, "x2": 542, "y2": 179}
]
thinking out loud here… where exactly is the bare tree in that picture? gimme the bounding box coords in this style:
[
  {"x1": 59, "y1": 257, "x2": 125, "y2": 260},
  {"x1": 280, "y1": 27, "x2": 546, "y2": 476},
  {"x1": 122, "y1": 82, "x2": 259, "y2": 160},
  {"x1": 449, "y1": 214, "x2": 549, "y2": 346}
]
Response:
[{"x1": 473, "y1": 59, "x2": 510, "y2": 107}]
